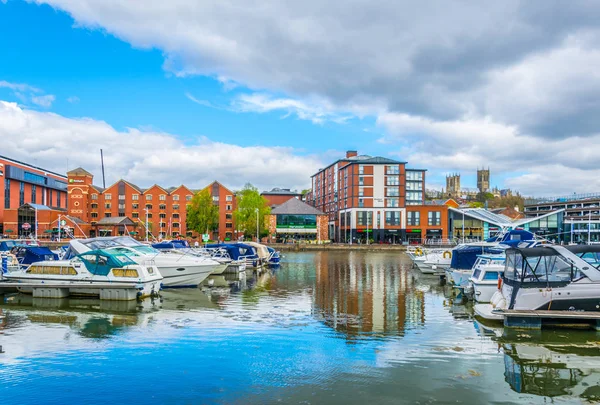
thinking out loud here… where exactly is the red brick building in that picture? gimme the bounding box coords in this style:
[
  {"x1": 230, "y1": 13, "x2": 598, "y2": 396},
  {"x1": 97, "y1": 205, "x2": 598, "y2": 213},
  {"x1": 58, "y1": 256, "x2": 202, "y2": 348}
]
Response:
[
  {"x1": 65, "y1": 168, "x2": 237, "y2": 241},
  {"x1": 307, "y1": 151, "x2": 427, "y2": 243},
  {"x1": 261, "y1": 188, "x2": 303, "y2": 208},
  {"x1": 0, "y1": 155, "x2": 69, "y2": 237}
]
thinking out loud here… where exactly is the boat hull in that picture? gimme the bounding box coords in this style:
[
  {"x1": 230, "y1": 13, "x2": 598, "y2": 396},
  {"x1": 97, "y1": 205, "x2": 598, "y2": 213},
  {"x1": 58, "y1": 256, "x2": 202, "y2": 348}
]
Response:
[
  {"x1": 159, "y1": 264, "x2": 216, "y2": 287},
  {"x1": 471, "y1": 282, "x2": 500, "y2": 303},
  {"x1": 474, "y1": 303, "x2": 504, "y2": 321}
]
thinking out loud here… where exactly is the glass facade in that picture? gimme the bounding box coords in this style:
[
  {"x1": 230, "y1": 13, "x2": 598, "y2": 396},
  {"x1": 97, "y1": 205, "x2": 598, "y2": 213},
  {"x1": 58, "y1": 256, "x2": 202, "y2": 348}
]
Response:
[
  {"x1": 385, "y1": 211, "x2": 400, "y2": 225},
  {"x1": 4, "y1": 178, "x2": 9, "y2": 209},
  {"x1": 407, "y1": 211, "x2": 420, "y2": 226},
  {"x1": 276, "y1": 214, "x2": 317, "y2": 229}
]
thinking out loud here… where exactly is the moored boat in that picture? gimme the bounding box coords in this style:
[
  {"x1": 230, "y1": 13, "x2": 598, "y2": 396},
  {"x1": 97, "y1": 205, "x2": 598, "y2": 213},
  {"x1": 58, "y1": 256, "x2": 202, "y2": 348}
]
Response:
[{"x1": 466, "y1": 255, "x2": 505, "y2": 303}]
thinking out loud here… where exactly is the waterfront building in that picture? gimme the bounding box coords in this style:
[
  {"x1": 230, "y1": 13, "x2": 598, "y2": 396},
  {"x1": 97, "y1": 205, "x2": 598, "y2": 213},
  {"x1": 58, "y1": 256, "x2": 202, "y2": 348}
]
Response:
[
  {"x1": 307, "y1": 150, "x2": 427, "y2": 243},
  {"x1": 266, "y1": 197, "x2": 327, "y2": 242},
  {"x1": 0, "y1": 155, "x2": 69, "y2": 236},
  {"x1": 66, "y1": 168, "x2": 236, "y2": 241},
  {"x1": 261, "y1": 187, "x2": 303, "y2": 208},
  {"x1": 524, "y1": 193, "x2": 600, "y2": 243}
]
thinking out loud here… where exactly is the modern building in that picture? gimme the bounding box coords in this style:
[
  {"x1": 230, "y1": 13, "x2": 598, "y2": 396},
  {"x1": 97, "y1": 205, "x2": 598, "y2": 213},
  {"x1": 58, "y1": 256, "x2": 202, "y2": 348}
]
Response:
[
  {"x1": 524, "y1": 193, "x2": 600, "y2": 243},
  {"x1": 261, "y1": 187, "x2": 302, "y2": 208},
  {"x1": 0, "y1": 155, "x2": 69, "y2": 236},
  {"x1": 66, "y1": 168, "x2": 236, "y2": 241},
  {"x1": 266, "y1": 197, "x2": 327, "y2": 242},
  {"x1": 307, "y1": 150, "x2": 427, "y2": 243}
]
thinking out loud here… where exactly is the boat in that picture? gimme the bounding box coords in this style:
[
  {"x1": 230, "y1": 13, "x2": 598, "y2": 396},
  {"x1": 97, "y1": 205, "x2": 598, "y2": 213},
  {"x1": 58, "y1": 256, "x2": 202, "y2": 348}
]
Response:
[
  {"x1": 465, "y1": 255, "x2": 505, "y2": 303},
  {"x1": 65, "y1": 237, "x2": 220, "y2": 288},
  {"x1": 205, "y1": 243, "x2": 261, "y2": 269},
  {"x1": 3, "y1": 249, "x2": 163, "y2": 300},
  {"x1": 414, "y1": 248, "x2": 452, "y2": 274},
  {"x1": 151, "y1": 240, "x2": 230, "y2": 275},
  {"x1": 243, "y1": 242, "x2": 280, "y2": 267},
  {"x1": 474, "y1": 245, "x2": 600, "y2": 321},
  {"x1": 11, "y1": 246, "x2": 59, "y2": 268}
]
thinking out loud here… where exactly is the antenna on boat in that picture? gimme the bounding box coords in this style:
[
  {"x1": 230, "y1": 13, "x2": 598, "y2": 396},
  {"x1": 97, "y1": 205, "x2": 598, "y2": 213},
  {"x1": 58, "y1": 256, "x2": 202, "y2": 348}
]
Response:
[{"x1": 100, "y1": 149, "x2": 106, "y2": 189}]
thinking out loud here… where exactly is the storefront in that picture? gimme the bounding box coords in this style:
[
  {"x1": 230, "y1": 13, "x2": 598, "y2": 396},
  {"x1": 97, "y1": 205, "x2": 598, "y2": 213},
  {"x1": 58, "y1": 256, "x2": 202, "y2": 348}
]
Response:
[{"x1": 267, "y1": 198, "x2": 327, "y2": 242}]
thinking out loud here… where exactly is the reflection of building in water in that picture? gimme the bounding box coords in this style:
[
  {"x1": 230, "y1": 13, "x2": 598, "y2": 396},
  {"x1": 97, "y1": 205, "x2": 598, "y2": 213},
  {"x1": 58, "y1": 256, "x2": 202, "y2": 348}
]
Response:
[
  {"x1": 503, "y1": 342, "x2": 600, "y2": 400},
  {"x1": 313, "y1": 252, "x2": 425, "y2": 336}
]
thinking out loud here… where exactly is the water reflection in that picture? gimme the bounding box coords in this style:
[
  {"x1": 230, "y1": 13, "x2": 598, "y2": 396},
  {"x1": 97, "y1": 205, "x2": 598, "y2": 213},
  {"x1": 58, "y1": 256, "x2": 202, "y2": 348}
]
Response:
[{"x1": 1, "y1": 252, "x2": 600, "y2": 404}]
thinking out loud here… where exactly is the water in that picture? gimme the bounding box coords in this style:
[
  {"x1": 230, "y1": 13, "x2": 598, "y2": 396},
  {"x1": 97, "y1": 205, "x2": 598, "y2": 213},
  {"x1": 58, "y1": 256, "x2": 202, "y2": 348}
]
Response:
[{"x1": 1, "y1": 251, "x2": 599, "y2": 404}]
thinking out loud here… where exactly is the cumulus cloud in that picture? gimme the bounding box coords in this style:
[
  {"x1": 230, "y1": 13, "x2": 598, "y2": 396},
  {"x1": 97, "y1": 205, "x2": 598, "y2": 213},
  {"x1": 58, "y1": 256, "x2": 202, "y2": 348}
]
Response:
[
  {"x1": 0, "y1": 101, "x2": 322, "y2": 191},
  {"x1": 30, "y1": 94, "x2": 55, "y2": 108},
  {"x1": 22, "y1": 0, "x2": 600, "y2": 194}
]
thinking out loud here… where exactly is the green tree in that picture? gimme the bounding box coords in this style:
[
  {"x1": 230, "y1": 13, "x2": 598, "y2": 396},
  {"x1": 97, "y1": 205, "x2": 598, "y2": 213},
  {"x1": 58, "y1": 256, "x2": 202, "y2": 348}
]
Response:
[
  {"x1": 234, "y1": 183, "x2": 271, "y2": 240},
  {"x1": 186, "y1": 189, "x2": 220, "y2": 236}
]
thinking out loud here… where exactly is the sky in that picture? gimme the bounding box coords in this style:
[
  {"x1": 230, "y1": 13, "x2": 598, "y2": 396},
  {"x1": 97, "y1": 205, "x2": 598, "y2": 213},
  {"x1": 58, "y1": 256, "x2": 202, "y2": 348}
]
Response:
[{"x1": 1, "y1": 0, "x2": 600, "y2": 196}]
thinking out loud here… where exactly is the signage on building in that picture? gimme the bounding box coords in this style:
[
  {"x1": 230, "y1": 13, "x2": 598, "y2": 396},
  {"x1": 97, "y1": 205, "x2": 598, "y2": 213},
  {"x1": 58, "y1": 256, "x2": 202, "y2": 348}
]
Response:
[
  {"x1": 281, "y1": 225, "x2": 317, "y2": 229},
  {"x1": 21, "y1": 223, "x2": 31, "y2": 230},
  {"x1": 68, "y1": 179, "x2": 85, "y2": 183},
  {"x1": 202, "y1": 234, "x2": 210, "y2": 242},
  {"x1": 60, "y1": 220, "x2": 67, "y2": 226}
]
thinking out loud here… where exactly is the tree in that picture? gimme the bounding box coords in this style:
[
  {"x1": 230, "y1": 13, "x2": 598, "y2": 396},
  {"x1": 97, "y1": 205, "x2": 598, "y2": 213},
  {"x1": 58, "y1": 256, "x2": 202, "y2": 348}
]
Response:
[
  {"x1": 233, "y1": 183, "x2": 271, "y2": 240},
  {"x1": 186, "y1": 189, "x2": 220, "y2": 236}
]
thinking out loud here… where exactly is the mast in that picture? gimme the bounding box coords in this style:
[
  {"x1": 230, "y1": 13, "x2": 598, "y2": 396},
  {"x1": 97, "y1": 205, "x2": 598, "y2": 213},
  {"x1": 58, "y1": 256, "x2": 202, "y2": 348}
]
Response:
[{"x1": 100, "y1": 149, "x2": 106, "y2": 189}]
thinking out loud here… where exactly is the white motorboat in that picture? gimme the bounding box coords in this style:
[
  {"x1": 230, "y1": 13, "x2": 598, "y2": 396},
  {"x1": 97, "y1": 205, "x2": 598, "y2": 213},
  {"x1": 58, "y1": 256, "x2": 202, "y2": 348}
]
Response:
[
  {"x1": 66, "y1": 237, "x2": 221, "y2": 288},
  {"x1": 466, "y1": 255, "x2": 505, "y2": 303},
  {"x1": 474, "y1": 245, "x2": 600, "y2": 321},
  {"x1": 4, "y1": 249, "x2": 162, "y2": 300}
]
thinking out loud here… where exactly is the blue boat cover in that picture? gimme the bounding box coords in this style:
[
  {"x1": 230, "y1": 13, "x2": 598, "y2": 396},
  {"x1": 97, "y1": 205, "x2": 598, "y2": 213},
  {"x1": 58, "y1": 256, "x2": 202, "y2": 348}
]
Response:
[
  {"x1": 450, "y1": 245, "x2": 505, "y2": 270},
  {"x1": 15, "y1": 246, "x2": 59, "y2": 265},
  {"x1": 205, "y1": 243, "x2": 258, "y2": 260}
]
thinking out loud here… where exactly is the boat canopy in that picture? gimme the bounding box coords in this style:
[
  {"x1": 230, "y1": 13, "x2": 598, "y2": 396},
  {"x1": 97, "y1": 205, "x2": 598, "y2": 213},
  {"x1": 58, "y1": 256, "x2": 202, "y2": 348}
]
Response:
[
  {"x1": 486, "y1": 229, "x2": 535, "y2": 244},
  {"x1": 205, "y1": 243, "x2": 258, "y2": 260},
  {"x1": 76, "y1": 249, "x2": 137, "y2": 276},
  {"x1": 152, "y1": 240, "x2": 190, "y2": 249},
  {"x1": 504, "y1": 247, "x2": 585, "y2": 287},
  {"x1": 450, "y1": 245, "x2": 504, "y2": 270},
  {"x1": 13, "y1": 246, "x2": 59, "y2": 265},
  {"x1": 0, "y1": 240, "x2": 20, "y2": 252}
]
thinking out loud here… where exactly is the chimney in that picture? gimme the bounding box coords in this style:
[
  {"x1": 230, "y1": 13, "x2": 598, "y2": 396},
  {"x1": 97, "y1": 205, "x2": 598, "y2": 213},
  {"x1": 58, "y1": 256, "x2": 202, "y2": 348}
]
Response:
[{"x1": 346, "y1": 150, "x2": 358, "y2": 158}]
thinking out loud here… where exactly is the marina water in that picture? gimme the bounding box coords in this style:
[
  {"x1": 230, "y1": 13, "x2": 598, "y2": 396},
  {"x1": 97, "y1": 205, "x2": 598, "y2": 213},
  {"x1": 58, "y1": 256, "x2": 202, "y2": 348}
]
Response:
[{"x1": 1, "y1": 252, "x2": 599, "y2": 404}]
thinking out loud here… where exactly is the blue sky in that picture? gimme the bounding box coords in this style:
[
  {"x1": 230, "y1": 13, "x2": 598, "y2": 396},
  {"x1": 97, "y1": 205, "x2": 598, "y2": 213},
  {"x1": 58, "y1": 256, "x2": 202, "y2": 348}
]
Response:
[{"x1": 1, "y1": 0, "x2": 599, "y2": 195}]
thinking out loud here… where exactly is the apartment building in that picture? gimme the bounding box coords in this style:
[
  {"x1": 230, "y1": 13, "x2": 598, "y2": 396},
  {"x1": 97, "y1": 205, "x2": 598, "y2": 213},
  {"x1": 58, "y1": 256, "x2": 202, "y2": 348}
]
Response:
[
  {"x1": 66, "y1": 168, "x2": 236, "y2": 241},
  {"x1": 307, "y1": 151, "x2": 426, "y2": 243}
]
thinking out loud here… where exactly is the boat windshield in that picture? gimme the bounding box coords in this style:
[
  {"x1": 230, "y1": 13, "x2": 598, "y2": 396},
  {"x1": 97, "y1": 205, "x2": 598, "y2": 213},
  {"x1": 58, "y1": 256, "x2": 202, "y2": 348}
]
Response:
[
  {"x1": 131, "y1": 245, "x2": 159, "y2": 255},
  {"x1": 113, "y1": 236, "x2": 144, "y2": 247},
  {"x1": 106, "y1": 247, "x2": 141, "y2": 257},
  {"x1": 76, "y1": 250, "x2": 137, "y2": 276},
  {"x1": 83, "y1": 239, "x2": 122, "y2": 250}
]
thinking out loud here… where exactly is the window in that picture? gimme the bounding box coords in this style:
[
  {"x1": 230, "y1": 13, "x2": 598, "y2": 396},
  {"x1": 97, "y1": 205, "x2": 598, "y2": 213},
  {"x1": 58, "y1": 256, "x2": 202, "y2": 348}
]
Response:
[
  {"x1": 386, "y1": 165, "x2": 399, "y2": 175},
  {"x1": 172, "y1": 222, "x2": 180, "y2": 228},
  {"x1": 118, "y1": 204, "x2": 125, "y2": 209},
  {"x1": 359, "y1": 165, "x2": 365, "y2": 175},
  {"x1": 56, "y1": 191, "x2": 61, "y2": 208},
  {"x1": 132, "y1": 203, "x2": 139, "y2": 209},
  {"x1": 145, "y1": 204, "x2": 152, "y2": 209},
  {"x1": 407, "y1": 211, "x2": 420, "y2": 226},
  {"x1": 386, "y1": 198, "x2": 399, "y2": 207},
  {"x1": 173, "y1": 213, "x2": 180, "y2": 219},
  {"x1": 132, "y1": 213, "x2": 139, "y2": 218},
  {"x1": 91, "y1": 193, "x2": 98, "y2": 200},
  {"x1": 159, "y1": 194, "x2": 166, "y2": 201},
  {"x1": 385, "y1": 211, "x2": 400, "y2": 225},
  {"x1": 91, "y1": 212, "x2": 98, "y2": 218},
  {"x1": 159, "y1": 204, "x2": 166, "y2": 210},
  {"x1": 387, "y1": 188, "x2": 399, "y2": 197},
  {"x1": 160, "y1": 223, "x2": 166, "y2": 228},
  {"x1": 118, "y1": 194, "x2": 125, "y2": 200},
  {"x1": 19, "y1": 182, "x2": 24, "y2": 206},
  {"x1": 212, "y1": 196, "x2": 219, "y2": 202},
  {"x1": 407, "y1": 171, "x2": 423, "y2": 181},
  {"x1": 406, "y1": 182, "x2": 422, "y2": 191},
  {"x1": 357, "y1": 211, "x2": 373, "y2": 226},
  {"x1": 147, "y1": 213, "x2": 153, "y2": 219},
  {"x1": 105, "y1": 203, "x2": 111, "y2": 209},
  {"x1": 173, "y1": 204, "x2": 179, "y2": 210},
  {"x1": 173, "y1": 194, "x2": 179, "y2": 201},
  {"x1": 226, "y1": 205, "x2": 232, "y2": 211},
  {"x1": 186, "y1": 195, "x2": 192, "y2": 201},
  {"x1": 358, "y1": 198, "x2": 364, "y2": 208},
  {"x1": 359, "y1": 176, "x2": 365, "y2": 186},
  {"x1": 226, "y1": 223, "x2": 233, "y2": 228},
  {"x1": 428, "y1": 211, "x2": 441, "y2": 226},
  {"x1": 104, "y1": 213, "x2": 112, "y2": 218},
  {"x1": 146, "y1": 194, "x2": 152, "y2": 200},
  {"x1": 226, "y1": 195, "x2": 233, "y2": 202},
  {"x1": 105, "y1": 193, "x2": 112, "y2": 200},
  {"x1": 386, "y1": 176, "x2": 399, "y2": 186},
  {"x1": 226, "y1": 213, "x2": 232, "y2": 220},
  {"x1": 91, "y1": 203, "x2": 98, "y2": 209},
  {"x1": 159, "y1": 213, "x2": 166, "y2": 219},
  {"x1": 132, "y1": 194, "x2": 139, "y2": 201},
  {"x1": 407, "y1": 191, "x2": 423, "y2": 202},
  {"x1": 4, "y1": 178, "x2": 9, "y2": 209},
  {"x1": 358, "y1": 187, "x2": 364, "y2": 197}
]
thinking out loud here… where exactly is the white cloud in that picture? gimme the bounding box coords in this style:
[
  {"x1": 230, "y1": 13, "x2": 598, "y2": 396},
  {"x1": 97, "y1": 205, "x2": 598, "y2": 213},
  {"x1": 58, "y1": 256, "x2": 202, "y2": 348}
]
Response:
[
  {"x1": 0, "y1": 80, "x2": 42, "y2": 93},
  {"x1": 67, "y1": 96, "x2": 80, "y2": 103},
  {"x1": 0, "y1": 101, "x2": 322, "y2": 191},
  {"x1": 184, "y1": 92, "x2": 217, "y2": 108},
  {"x1": 30, "y1": 94, "x2": 56, "y2": 108}
]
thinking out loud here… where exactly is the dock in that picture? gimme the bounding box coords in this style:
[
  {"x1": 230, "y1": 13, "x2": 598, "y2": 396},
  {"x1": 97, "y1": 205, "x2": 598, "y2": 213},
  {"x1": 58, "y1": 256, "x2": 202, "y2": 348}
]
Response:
[
  {"x1": 0, "y1": 281, "x2": 148, "y2": 301},
  {"x1": 501, "y1": 309, "x2": 600, "y2": 330}
]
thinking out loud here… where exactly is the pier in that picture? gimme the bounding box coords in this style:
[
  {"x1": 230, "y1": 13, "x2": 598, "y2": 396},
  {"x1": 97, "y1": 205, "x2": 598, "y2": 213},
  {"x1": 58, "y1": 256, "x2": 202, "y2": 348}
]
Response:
[{"x1": 501, "y1": 309, "x2": 600, "y2": 330}]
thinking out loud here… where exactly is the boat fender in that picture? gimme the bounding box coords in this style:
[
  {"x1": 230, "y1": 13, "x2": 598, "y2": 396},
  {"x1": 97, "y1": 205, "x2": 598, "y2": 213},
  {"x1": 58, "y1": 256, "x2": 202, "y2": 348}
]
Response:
[
  {"x1": 497, "y1": 277, "x2": 502, "y2": 290},
  {"x1": 443, "y1": 251, "x2": 452, "y2": 259},
  {"x1": 415, "y1": 248, "x2": 423, "y2": 256}
]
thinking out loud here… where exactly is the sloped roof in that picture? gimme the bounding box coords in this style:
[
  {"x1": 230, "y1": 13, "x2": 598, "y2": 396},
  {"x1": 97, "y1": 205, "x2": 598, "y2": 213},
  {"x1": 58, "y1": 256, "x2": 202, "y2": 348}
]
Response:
[
  {"x1": 67, "y1": 167, "x2": 93, "y2": 176},
  {"x1": 261, "y1": 188, "x2": 302, "y2": 196},
  {"x1": 65, "y1": 215, "x2": 88, "y2": 225},
  {"x1": 271, "y1": 198, "x2": 324, "y2": 215},
  {"x1": 449, "y1": 207, "x2": 565, "y2": 227},
  {"x1": 96, "y1": 216, "x2": 136, "y2": 226},
  {"x1": 23, "y1": 203, "x2": 53, "y2": 211}
]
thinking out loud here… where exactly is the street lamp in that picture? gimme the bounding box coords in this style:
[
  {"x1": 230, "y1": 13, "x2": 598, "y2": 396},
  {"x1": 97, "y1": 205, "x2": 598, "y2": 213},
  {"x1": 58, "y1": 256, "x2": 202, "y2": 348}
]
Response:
[
  {"x1": 144, "y1": 207, "x2": 149, "y2": 242},
  {"x1": 255, "y1": 208, "x2": 259, "y2": 242}
]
